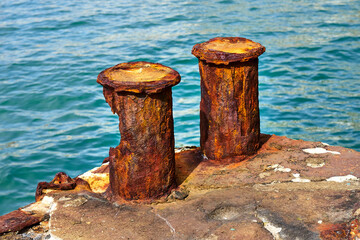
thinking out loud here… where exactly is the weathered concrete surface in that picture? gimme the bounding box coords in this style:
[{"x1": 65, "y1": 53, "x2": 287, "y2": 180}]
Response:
[{"x1": 1, "y1": 134, "x2": 360, "y2": 240}]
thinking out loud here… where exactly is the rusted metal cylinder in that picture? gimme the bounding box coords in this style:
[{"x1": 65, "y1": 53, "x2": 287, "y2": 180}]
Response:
[
  {"x1": 192, "y1": 37, "x2": 265, "y2": 160},
  {"x1": 97, "y1": 61, "x2": 180, "y2": 200}
]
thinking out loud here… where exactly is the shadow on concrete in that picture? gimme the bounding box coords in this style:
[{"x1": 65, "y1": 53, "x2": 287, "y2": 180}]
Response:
[
  {"x1": 259, "y1": 134, "x2": 272, "y2": 147},
  {"x1": 174, "y1": 134, "x2": 272, "y2": 185},
  {"x1": 175, "y1": 147, "x2": 203, "y2": 185}
]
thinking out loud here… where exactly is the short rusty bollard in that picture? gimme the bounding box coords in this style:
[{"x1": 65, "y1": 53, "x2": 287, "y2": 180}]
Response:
[
  {"x1": 192, "y1": 37, "x2": 266, "y2": 160},
  {"x1": 97, "y1": 61, "x2": 180, "y2": 201}
]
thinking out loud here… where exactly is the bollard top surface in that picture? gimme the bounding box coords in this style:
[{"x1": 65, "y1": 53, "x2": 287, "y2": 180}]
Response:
[
  {"x1": 97, "y1": 61, "x2": 181, "y2": 94},
  {"x1": 192, "y1": 37, "x2": 265, "y2": 65}
]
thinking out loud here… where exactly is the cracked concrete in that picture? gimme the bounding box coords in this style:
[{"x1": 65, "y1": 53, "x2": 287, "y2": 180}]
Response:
[
  {"x1": 1, "y1": 134, "x2": 360, "y2": 239},
  {"x1": 155, "y1": 212, "x2": 176, "y2": 238}
]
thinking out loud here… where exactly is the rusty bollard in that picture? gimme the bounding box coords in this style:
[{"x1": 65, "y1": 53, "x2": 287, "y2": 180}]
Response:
[
  {"x1": 97, "y1": 61, "x2": 180, "y2": 201},
  {"x1": 192, "y1": 37, "x2": 266, "y2": 160}
]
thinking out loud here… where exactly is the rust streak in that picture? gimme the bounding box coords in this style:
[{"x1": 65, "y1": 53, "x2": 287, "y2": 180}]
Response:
[{"x1": 192, "y1": 37, "x2": 265, "y2": 161}]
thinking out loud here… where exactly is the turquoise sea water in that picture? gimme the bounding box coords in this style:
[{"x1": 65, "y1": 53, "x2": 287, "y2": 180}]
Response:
[{"x1": 0, "y1": 0, "x2": 359, "y2": 215}]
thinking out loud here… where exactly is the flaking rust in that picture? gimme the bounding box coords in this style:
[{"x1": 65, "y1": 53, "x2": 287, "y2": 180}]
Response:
[
  {"x1": 97, "y1": 61, "x2": 180, "y2": 201},
  {"x1": 319, "y1": 219, "x2": 360, "y2": 240},
  {"x1": 35, "y1": 172, "x2": 91, "y2": 201},
  {"x1": 0, "y1": 210, "x2": 41, "y2": 234},
  {"x1": 192, "y1": 37, "x2": 265, "y2": 161}
]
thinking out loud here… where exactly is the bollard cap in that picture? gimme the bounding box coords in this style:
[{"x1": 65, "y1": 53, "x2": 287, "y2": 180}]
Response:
[
  {"x1": 192, "y1": 37, "x2": 265, "y2": 65},
  {"x1": 97, "y1": 61, "x2": 181, "y2": 94}
]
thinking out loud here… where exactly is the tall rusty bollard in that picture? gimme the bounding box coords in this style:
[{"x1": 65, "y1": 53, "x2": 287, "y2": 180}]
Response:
[
  {"x1": 97, "y1": 61, "x2": 180, "y2": 201},
  {"x1": 192, "y1": 37, "x2": 266, "y2": 161}
]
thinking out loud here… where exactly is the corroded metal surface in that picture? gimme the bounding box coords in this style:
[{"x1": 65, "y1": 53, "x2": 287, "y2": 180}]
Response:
[
  {"x1": 97, "y1": 61, "x2": 180, "y2": 94},
  {"x1": 35, "y1": 172, "x2": 91, "y2": 201},
  {"x1": 97, "y1": 61, "x2": 180, "y2": 201},
  {"x1": 192, "y1": 37, "x2": 265, "y2": 65},
  {"x1": 0, "y1": 210, "x2": 41, "y2": 234},
  {"x1": 319, "y1": 219, "x2": 360, "y2": 240},
  {"x1": 192, "y1": 37, "x2": 265, "y2": 160}
]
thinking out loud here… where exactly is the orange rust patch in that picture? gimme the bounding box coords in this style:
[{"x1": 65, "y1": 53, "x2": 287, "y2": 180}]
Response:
[
  {"x1": 109, "y1": 65, "x2": 172, "y2": 83},
  {"x1": 0, "y1": 210, "x2": 41, "y2": 234},
  {"x1": 197, "y1": 59, "x2": 260, "y2": 160},
  {"x1": 205, "y1": 38, "x2": 261, "y2": 54},
  {"x1": 97, "y1": 61, "x2": 180, "y2": 94},
  {"x1": 192, "y1": 37, "x2": 266, "y2": 161},
  {"x1": 192, "y1": 37, "x2": 265, "y2": 65},
  {"x1": 35, "y1": 172, "x2": 91, "y2": 201},
  {"x1": 318, "y1": 219, "x2": 360, "y2": 240},
  {"x1": 97, "y1": 62, "x2": 180, "y2": 201}
]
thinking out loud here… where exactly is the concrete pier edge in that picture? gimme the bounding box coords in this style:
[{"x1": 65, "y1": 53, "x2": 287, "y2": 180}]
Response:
[{"x1": 1, "y1": 134, "x2": 360, "y2": 240}]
